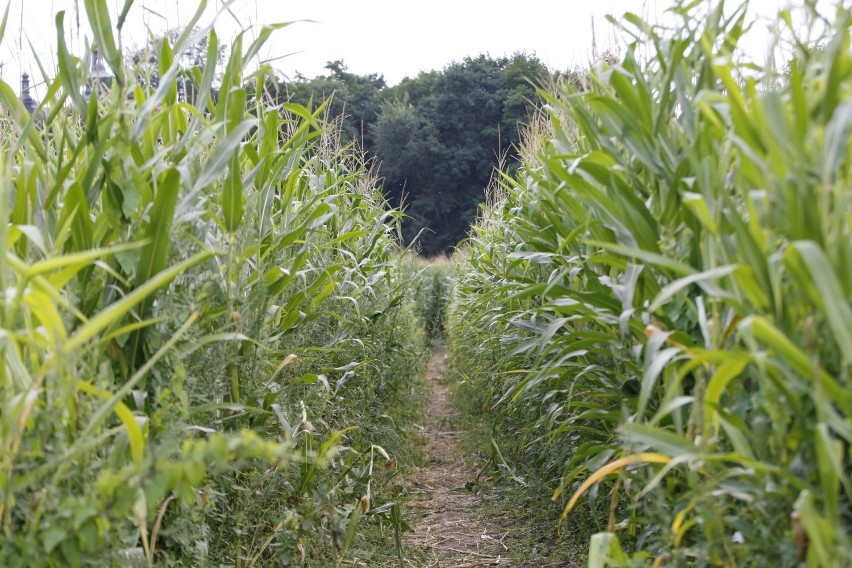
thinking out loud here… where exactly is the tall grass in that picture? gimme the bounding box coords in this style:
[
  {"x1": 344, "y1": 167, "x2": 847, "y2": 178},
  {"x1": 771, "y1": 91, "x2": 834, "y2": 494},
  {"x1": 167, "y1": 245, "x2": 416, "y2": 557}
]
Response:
[
  {"x1": 449, "y1": 1, "x2": 852, "y2": 565},
  {"x1": 0, "y1": 1, "x2": 426, "y2": 565}
]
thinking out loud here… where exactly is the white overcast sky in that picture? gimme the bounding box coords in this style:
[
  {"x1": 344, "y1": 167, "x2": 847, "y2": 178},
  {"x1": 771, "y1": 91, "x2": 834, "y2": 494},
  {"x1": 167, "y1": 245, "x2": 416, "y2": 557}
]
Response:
[{"x1": 0, "y1": 0, "x2": 830, "y2": 95}]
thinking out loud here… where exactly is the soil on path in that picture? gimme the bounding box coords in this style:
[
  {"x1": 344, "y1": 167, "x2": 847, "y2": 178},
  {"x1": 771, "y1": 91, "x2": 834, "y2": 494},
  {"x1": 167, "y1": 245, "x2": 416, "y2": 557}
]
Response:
[{"x1": 402, "y1": 339, "x2": 515, "y2": 568}]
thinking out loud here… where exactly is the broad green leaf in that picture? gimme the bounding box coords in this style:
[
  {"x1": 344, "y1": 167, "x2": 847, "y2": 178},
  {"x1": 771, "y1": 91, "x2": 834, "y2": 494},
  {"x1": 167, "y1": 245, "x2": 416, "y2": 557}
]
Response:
[
  {"x1": 0, "y1": 3, "x2": 8, "y2": 50},
  {"x1": 739, "y1": 315, "x2": 848, "y2": 405},
  {"x1": 794, "y1": 490, "x2": 836, "y2": 566},
  {"x1": 76, "y1": 380, "x2": 145, "y2": 465},
  {"x1": 135, "y1": 169, "x2": 181, "y2": 290},
  {"x1": 586, "y1": 240, "x2": 695, "y2": 276},
  {"x1": 66, "y1": 252, "x2": 212, "y2": 351},
  {"x1": 12, "y1": 243, "x2": 142, "y2": 281},
  {"x1": 55, "y1": 12, "x2": 88, "y2": 117},
  {"x1": 682, "y1": 192, "x2": 717, "y2": 235},
  {"x1": 716, "y1": 409, "x2": 755, "y2": 458},
  {"x1": 84, "y1": 0, "x2": 122, "y2": 82},
  {"x1": 732, "y1": 264, "x2": 770, "y2": 310},
  {"x1": 244, "y1": 23, "x2": 293, "y2": 62},
  {"x1": 23, "y1": 290, "x2": 67, "y2": 342},
  {"x1": 784, "y1": 241, "x2": 852, "y2": 360},
  {"x1": 647, "y1": 265, "x2": 737, "y2": 312},
  {"x1": 815, "y1": 424, "x2": 851, "y2": 517},
  {"x1": 222, "y1": 143, "x2": 244, "y2": 233},
  {"x1": 116, "y1": 0, "x2": 133, "y2": 30},
  {"x1": 188, "y1": 121, "x2": 256, "y2": 200},
  {"x1": 588, "y1": 532, "x2": 629, "y2": 568},
  {"x1": 704, "y1": 354, "x2": 750, "y2": 434},
  {"x1": 619, "y1": 422, "x2": 700, "y2": 458}
]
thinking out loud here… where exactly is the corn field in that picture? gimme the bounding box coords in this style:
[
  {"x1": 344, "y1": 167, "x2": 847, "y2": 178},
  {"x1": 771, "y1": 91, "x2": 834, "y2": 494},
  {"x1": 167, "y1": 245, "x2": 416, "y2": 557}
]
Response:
[
  {"x1": 449, "y1": 1, "x2": 852, "y2": 566},
  {"x1": 0, "y1": 1, "x2": 432, "y2": 565},
  {"x1": 2, "y1": 0, "x2": 851, "y2": 566}
]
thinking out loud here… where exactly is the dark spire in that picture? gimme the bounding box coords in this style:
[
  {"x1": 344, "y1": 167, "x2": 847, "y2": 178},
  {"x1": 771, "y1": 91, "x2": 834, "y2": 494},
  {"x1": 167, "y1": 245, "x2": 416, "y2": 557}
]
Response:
[{"x1": 20, "y1": 73, "x2": 37, "y2": 114}]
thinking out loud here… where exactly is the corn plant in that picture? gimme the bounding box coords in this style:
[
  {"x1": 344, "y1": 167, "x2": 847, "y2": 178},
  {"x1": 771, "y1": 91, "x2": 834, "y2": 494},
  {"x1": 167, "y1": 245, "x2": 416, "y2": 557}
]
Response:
[
  {"x1": 0, "y1": 1, "x2": 426, "y2": 565},
  {"x1": 403, "y1": 254, "x2": 452, "y2": 339},
  {"x1": 449, "y1": 1, "x2": 852, "y2": 565}
]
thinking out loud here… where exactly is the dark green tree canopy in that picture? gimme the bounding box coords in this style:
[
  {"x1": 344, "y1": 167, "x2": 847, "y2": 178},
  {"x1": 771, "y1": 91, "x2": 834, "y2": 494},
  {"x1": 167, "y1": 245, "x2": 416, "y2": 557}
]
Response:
[
  {"x1": 280, "y1": 53, "x2": 554, "y2": 255},
  {"x1": 284, "y1": 60, "x2": 387, "y2": 148}
]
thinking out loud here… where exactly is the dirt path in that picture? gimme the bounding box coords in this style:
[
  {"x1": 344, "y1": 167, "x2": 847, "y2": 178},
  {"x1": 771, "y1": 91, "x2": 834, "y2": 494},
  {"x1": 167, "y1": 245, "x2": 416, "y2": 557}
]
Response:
[{"x1": 402, "y1": 340, "x2": 515, "y2": 568}]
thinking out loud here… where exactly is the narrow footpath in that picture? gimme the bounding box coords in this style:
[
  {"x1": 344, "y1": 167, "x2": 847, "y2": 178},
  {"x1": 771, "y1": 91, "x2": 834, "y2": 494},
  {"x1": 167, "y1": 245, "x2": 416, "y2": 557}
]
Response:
[{"x1": 402, "y1": 340, "x2": 515, "y2": 568}]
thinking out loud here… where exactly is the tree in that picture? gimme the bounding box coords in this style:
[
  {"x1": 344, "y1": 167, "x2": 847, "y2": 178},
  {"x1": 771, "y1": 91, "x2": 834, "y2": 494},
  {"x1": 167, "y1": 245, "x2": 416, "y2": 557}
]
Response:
[
  {"x1": 501, "y1": 53, "x2": 550, "y2": 160},
  {"x1": 374, "y1": 53, "x2": 551, "y2": 254},
  {"x1": 283, "y1": 61, "x2": 386, "y2": 148},
  {"x1": 372, "y1": 97, "x2": 438, "y2": 206},
  {"x1": 281, "y1": 54, "x2": 552, "y2": 254}
]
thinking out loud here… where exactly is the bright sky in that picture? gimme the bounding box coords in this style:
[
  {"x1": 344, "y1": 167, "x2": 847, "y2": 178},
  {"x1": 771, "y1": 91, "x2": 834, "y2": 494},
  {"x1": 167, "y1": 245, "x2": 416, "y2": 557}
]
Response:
[{"x1": 0, "y1": 0, "x2": 825, "y2": 96}]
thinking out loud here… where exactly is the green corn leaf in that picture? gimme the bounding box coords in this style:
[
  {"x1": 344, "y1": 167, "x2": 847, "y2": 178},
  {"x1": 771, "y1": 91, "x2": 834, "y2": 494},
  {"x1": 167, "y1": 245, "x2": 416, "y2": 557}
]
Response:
[
  {"x1": 619, "y1": 423, "x2": 700, "y2": 458},
  {"x1": 732, "y1": 264, "x2": 770, "y2": 310},
  {"x1": 784, "y1": 241, "x2": 852, "y2": 360},
  {"x1": 682, "y1": 192, "x2": 717, "y2": 235},
  {"x1": 169, "y1": 0, "x2": 209, "y2": 55},
  {"x1": 586, "y1": 240, "x2": 695, "y2": 276},
  {"x1": 134, "y1": 169, "x2": 181, "y2": 289},
  {"x1": 115, "y1": 0, "x2": 133, "y2": 30},
  {"x1": 76, "y1": 380, "x2": 145, "y2": 465},
  {"x1": 23, "y1": 290, "x2": 67, "y2": 342},
  {"x1": 123, "y1": 169, "x2": 183, "y2": 365},
  {"x1": 7, "y1": 242, "x2": 142, "y2": 281},
  {"x1": 189, "y1": 121, "x2": 256, "y2": 201},
  {"x1": 821, "y1": 15, "x2": 852, "y2": 121},
  {"x1": 814, "y1": 423, "x2": 845, "y2": 519},
  {"x1": 244, "y1": 22, "x2": 292, "y2": 62},
  {"x1": 638, "y1": 345, "x2": 683, "y2": 419},
  {"x1": 55, "y1": 12, "x2": 87, "y2": 117},
  {"x1": 66, "y1": 251, "x2": 212, "y2": 352},
  {"x1": 647, "y1": 264, "x2": 737, "y2": 313},
  {"x1": 341, "y1": 503, "x2": 362, "y2": 554},
  {"x1": 704, "y1": 355, "x2": 750, "y2": 434},
  {"x1": 0, "y1": 2, "x2": 9, "y2": 50},
  {"x1": 222, "y1": 152, "x2": 244, "y2": 233},
  {"x1": 794, "y1": 490, "x2": 836, "y2": 566},
  {"x1": 83, "y1": 0, "x2": 122, "y2": 83},
  {"x1": 58, "y1": 182, "x2": 94, "y2": 252},
  {"x1": 588, "y1": 532, "x2": 629, "y2": 568},
  {"x1": 716, "y1": 409, "x2": 755, "y2": 458},
  {"x1": 215, "y1": 34, "x2": 243, "y2": 124},
  {"x1": 739, "y1": 315, "x2": 848, "y2": 405}
]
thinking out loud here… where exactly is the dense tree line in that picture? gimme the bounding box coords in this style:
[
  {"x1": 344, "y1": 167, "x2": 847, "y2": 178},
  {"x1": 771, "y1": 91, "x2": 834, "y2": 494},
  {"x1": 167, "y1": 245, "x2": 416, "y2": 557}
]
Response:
[
  {"x1": 279, "y1": 54, "x2": 552, "y2": 254},
  {"x1": 122, "y1": 32, "x2": 552, "y2": 254}
]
